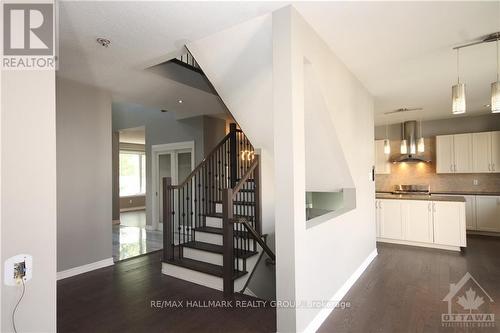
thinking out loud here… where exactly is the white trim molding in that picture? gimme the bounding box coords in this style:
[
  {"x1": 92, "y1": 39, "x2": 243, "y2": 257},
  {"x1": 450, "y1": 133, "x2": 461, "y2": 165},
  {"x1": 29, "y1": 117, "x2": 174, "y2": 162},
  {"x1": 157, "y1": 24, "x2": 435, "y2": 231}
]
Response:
[
  {"x1": 303, "y1": 248, "x2": 378, "y2": 333},
  {"x1": 57, "y1": 258, "x2": 114, "y2": 280}
]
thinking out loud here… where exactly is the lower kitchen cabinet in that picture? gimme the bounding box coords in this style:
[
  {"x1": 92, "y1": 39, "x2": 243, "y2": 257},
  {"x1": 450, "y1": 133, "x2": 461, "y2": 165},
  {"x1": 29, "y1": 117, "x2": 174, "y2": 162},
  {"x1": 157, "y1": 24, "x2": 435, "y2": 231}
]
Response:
[
  {"x1": 476, "y1": 196, "x2": 500, "y2": 232},
  {"x1": 376, "y1": 198, "x2": 466, "y2": 250},
  {"x1": 432, "y1": 201, "x2": 466, "y2": 247},
  {"x1": 378, "y1": 199, "x2": 403, "y2": 239},
  {"x1": 404, "y1": 200, "x2": 433, "y2": 243}
]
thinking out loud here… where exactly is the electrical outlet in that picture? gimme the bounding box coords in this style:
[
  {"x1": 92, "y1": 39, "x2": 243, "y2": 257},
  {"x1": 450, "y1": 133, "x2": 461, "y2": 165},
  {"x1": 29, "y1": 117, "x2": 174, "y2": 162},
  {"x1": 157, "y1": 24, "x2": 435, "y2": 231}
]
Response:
[
  {"x1": 13, "y1": 261, "x2": 26, "y2": 280},
  {"x1": 473, "y1": 179, "x2": 479, "y2": 186},
  {"x1": 4, "y1": 254, "x2": 32, "y2": 286}
]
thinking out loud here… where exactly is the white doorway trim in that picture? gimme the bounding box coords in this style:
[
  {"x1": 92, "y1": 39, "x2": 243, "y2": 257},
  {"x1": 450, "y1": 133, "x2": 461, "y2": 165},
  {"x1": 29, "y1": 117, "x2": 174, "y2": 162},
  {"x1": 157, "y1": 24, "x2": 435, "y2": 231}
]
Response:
[{"x1": 151, "y1": 141, "x2": 195, "y2": 231}]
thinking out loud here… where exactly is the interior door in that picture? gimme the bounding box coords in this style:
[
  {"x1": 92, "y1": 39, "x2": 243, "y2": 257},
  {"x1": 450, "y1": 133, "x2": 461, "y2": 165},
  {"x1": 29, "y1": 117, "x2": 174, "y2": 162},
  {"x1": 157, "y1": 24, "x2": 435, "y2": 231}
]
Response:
[
  {"x1": 472, "y1": 132, "x2": 491, "y2": 173},
  {"x1": 453, "y1": 134, "x2": 473, "y2": 173},
  {"x1": 436, "y1": 135, "x2": 454, "y2": 173},
  {"x1": 157, "y1": 149, "x2": 193, "y2": 228}
]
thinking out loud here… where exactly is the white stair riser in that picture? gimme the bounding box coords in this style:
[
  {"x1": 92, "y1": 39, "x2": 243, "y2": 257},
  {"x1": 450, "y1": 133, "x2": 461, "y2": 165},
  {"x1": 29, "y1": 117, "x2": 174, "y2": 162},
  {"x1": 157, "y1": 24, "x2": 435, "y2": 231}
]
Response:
[
  {"x1": 195, "y1": 231, "x2": 256, "y2": 251},
  {"x1": 183, "y1": 247, "x2": 245, "y2": 267},
  {"x1": 162, "y1": 262, "x2": 248, "y2": 292},
  {"x1": 206, "y1": 216, "x2": 222, "y2": 228},
  {"x1": 215, "y1": 203, "x2": 255, "y2": 215}
]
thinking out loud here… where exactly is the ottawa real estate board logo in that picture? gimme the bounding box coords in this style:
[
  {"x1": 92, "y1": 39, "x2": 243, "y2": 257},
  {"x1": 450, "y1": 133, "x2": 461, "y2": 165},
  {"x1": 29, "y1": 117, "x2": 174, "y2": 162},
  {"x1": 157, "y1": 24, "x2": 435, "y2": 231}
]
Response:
[
  {"x1": 442, "y1": 272, "x2": 495, "y2": 328},
  {"x1": 2, "y1": 2, "x2": 56, "y2": 69}
]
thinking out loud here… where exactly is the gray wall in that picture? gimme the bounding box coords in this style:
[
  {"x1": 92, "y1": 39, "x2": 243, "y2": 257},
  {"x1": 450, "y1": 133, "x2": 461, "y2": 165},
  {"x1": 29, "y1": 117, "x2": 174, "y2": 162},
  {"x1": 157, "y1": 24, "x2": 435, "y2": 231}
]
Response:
[
  {"x1": 2, "y1": 70, "x2": 57, "y2": 332},
  {"x1": 112, "y1": 131, "x2": 120, "y2": 220},
  {"x1": 203, "y1": 115, "x2": 227, "y2": 153},
  {"x1": 112, "y1": 102, "x2": 226, "y2": 227},
  {"x1": 375, "y1": 113, "x2": 500, "y2": 140},
  {"x1": 57, "y1": 78, "x2": 113, "y2": 272}
]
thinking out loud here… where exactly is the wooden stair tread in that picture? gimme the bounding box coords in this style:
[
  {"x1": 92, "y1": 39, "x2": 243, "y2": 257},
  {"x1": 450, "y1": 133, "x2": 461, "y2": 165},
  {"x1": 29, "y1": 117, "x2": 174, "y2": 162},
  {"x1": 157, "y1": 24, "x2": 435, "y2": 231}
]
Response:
[
  {"x1": 194, "y1": 226, "x2": 252, "y2": 238},
  {"x1": 182, "y1": 241, "x2": 257, "y2": 259},
  {"x1": 164, "y1": 257, "x2": 247, "y2": 279},
  {"x1": 214, "y1": 200, "x2": 255, "y2": 206},
  {"x1": 204, "y1": 213, "x2": 253, "y2": 219}
]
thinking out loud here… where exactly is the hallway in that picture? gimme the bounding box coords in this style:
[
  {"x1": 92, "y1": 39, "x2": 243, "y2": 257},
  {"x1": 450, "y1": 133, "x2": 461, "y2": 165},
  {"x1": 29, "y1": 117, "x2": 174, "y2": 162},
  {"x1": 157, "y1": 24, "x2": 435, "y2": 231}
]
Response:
[{"x1": 112, "y1": 210, "x2": 163, "y2": 261}]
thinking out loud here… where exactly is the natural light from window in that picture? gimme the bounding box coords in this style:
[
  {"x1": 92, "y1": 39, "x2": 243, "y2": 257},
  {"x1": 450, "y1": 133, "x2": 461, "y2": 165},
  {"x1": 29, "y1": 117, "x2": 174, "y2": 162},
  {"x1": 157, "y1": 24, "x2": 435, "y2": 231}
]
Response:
[{"x1": 120, "y1": 151, "x2": 146, "y2": 196}]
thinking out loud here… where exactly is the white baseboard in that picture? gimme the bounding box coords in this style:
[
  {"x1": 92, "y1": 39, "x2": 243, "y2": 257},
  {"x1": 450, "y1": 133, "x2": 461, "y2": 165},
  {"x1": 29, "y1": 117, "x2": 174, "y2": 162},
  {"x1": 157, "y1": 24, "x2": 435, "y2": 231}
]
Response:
[
  {"x1": 57, "y1": 257, "x2": 114, "y2": 280},
  {"x1": 303, "y1": 248, "x2": 378, "y2": 333}
]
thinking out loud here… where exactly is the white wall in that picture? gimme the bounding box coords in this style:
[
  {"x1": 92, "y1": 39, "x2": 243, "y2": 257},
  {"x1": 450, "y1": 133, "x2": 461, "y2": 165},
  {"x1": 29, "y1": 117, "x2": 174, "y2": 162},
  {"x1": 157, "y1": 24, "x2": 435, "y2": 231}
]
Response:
[
  {"x1": 273, "y1": 6, "x2": 376, "y2": 332},
  {"x1": 188, "y1": 14, "x2": 275, "y2": 234},
  {"x1": 57, "y1": 77, "x2": 113, "y2": 272},
  {"x1": 1, "y1": 70, "x2": 57, "y2": 332}
]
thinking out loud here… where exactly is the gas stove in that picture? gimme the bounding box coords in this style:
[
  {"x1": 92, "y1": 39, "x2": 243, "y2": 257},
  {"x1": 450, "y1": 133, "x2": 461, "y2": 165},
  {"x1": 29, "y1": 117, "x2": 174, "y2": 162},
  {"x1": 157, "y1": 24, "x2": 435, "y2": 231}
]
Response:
[{"x1": 392, "y1": 184, "x2": 431, "y2": 195}]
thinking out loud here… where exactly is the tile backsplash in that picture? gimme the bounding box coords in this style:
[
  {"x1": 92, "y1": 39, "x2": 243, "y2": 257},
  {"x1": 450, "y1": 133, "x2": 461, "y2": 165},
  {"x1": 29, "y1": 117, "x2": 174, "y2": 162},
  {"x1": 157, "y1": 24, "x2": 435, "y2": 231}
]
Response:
[{"x1": 375, "y1": 138, "x2": 500, "y2": 193}]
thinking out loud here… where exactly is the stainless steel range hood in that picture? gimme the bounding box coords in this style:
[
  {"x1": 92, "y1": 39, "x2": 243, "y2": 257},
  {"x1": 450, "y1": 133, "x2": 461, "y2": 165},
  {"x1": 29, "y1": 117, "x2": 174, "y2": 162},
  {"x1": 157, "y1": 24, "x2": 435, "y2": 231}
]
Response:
[{"x1": 392, "y1": 121, "x2": 430, "y2": 163}]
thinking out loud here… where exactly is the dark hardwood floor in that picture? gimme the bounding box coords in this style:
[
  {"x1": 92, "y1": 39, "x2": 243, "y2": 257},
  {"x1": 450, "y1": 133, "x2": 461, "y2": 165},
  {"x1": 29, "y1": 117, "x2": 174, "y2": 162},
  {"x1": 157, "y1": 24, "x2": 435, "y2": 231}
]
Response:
[
  {"x1": 57, "y1": 251, "x2": 276, "y2": 333},
  {"x1": 319, "y1": 235, "x2": 500, "y2": 333},
  {"x1": 59, "y1": 235, "x2": 500, "y2": 333}
]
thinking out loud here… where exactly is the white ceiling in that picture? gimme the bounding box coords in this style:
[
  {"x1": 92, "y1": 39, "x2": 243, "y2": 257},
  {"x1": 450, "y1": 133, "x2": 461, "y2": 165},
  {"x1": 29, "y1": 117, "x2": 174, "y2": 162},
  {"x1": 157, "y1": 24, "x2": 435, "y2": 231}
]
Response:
[{"x1": 58, "y1": 2, "x2": 500, "y2": 125}]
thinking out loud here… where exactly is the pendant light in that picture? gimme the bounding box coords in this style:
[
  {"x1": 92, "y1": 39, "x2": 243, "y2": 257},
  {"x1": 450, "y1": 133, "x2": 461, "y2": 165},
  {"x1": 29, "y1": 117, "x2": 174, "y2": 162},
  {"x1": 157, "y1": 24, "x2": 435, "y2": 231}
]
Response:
[
  {"x1": 452, "y1": 49, "x2": 466, "y2": 114},
  {"x1": 400, "y1": 123, "x2": 407, "y2": 154},
  {"x1": 417, "y1": 119, "x2": 425, "y2": 153},
  {"x1": 492, "y1": 36, "x2": 500, "y2": 113},
  {"x1": 384, "y1": 123, "x2": 391, "y2": 155}
]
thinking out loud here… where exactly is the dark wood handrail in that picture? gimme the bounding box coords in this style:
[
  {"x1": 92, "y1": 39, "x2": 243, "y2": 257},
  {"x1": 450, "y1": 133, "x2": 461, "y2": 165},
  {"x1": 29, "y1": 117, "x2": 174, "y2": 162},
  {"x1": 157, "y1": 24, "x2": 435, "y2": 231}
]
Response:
[
  {"x1": 233, "y1": 217, "x2": 275, "y2": 263},
  {"x1": 232, "y1": 155, "x2": 259, "y2": 197},
  {"x1": 169, "y1": 129, "x2": 242, "y2": 189}
]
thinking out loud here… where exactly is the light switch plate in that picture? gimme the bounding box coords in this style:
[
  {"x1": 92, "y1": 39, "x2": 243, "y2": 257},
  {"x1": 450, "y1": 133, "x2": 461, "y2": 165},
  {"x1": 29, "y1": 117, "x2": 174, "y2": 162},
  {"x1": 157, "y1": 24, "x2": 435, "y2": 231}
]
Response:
[
  {"x1": 473, "y1": 179, "x2": 479, "y2": 186},
  {"x1": 4, "y1": 254, "x2": 32, "y2": 286}
]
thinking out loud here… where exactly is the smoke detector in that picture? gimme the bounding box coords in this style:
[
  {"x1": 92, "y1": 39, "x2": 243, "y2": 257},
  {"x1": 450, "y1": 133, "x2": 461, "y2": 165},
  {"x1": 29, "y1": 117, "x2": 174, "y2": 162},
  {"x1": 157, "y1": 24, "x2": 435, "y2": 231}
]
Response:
[{"x1": 96, "y1": 37, "x2": 111, "y2": 48}]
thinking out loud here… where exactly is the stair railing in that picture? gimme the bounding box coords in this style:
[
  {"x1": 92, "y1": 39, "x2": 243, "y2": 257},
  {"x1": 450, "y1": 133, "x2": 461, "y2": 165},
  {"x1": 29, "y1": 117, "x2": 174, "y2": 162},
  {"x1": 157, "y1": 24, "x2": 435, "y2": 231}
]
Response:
[
  {"x1": 222, "y1": 154, "x2": 266, "y2": 297},
  {"x1": 163, "y1": 124, "x2": 254, "y2": 262}
]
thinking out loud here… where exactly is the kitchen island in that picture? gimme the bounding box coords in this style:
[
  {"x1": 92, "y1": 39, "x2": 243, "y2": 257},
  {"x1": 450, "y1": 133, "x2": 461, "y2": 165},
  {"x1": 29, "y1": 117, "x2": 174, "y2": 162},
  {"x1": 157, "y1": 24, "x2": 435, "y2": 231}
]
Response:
[{"x1": 375, "y1": 193, "x2": 466, "y2": 251}]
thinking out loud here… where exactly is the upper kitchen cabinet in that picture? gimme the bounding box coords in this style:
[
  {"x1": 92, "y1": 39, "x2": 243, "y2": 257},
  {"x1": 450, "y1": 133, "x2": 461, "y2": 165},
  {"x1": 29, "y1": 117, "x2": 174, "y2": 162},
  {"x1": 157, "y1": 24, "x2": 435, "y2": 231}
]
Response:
[
  {"x1": 374, "y1": 140, "x2": 391, "y2": 174},
  {"x1": 436, "y1": 134, "x2": 472, "y2": 173},
  {"x1": 472, "y1": 131, "x2": 500, "y2": 173}
]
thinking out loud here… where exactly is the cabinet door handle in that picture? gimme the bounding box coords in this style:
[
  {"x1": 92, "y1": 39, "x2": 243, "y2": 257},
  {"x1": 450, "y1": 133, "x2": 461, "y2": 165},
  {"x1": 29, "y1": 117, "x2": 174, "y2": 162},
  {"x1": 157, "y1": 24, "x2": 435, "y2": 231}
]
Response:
[
  {"x1": 450, "y1": 164, "x2": 453, "y2": 172},
  {"x1": 428, "y1": 202, "x2": 431, "y2": 211},
  {"x1": 454, "y1": 164, "x2": 457, "y2": 172},
  {"x1": 432, "y1": 203, "x2": 436, "y2": 212},
  {"x1": 488, "y1": 163, "x2": 491, "y2": 171},
  {"x1": 493, "y1": 163, "x2": 496, "y2": 171}
]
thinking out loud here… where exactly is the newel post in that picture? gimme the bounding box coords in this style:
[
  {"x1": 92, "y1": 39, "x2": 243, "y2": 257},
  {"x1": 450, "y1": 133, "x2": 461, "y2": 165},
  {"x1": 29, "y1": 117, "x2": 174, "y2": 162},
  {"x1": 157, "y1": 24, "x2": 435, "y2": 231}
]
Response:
[
  {"x1": 163, "y1": 177, "x2": 173, "y2": 261},
  {"x1": 229, "y1": 123, "x2": 238, "y2": 188},
  {"x1": 254, "y1": 154, "x2": 262, "y2": 236},
  {"x1": 222, "y1": 188, "x2": 234, "y2": 297}
]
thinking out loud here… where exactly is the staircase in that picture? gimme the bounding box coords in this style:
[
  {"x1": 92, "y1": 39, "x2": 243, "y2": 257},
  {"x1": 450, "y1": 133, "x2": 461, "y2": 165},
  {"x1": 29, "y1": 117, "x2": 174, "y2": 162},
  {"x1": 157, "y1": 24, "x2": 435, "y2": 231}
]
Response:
[{"x1": 161, "y1": 124, "x2": 275, "y2": 296}]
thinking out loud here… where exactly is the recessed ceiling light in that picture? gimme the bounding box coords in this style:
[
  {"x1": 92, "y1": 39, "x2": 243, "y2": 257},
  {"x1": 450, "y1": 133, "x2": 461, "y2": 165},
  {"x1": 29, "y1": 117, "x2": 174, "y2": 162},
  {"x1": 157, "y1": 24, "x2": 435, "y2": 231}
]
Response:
[
  {"x1": 161, "y1": 109, "x2": 168, "y2": 113},
  {"x1": 96, "y1": 37, "x2": 111, "y2": 48},
  {"x1": 178, "y1": 99, "x2": 183, "y2": 104}
]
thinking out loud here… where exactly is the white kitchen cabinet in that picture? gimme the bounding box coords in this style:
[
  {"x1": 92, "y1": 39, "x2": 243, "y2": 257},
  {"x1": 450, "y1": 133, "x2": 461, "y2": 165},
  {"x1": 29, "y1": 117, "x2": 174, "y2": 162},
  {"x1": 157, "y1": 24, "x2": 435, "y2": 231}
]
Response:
[
  {"x1": 453, "y1": 134, "x2": 473, "y2": 173},
  {"x1": 374, "y1": 140, "x2": 391, "y2": 174},
  {"x1": 464, "y1": 195, "x2": 476, "y2": 230},
  {"x1": 436, "y1": 135, "x2": 455, "y2": 173},
  {"x1": 472, "y1": 132, "x2": 491, "y2": 172},
  {"x1": 379, "y1": 199, "x2": 403, "y2": 239},
  {"x1": 476, "y1": 196, "x2": 500, "y2": 232},
  {"x1": 491, "y1": 131, "x2": 500, "y2": 172},
  {"x1": 471, "y1": 131, "x2": 500, "y2": 173},
  {"x1": 436, "y1": 134, "x2": 472, "y2": 173},
  {"x1": 432, "y1": 201, "x2": 466, "y2": 247},
  {"x1": 404, "y1": 200, "x2": 433, "y2": 243}
]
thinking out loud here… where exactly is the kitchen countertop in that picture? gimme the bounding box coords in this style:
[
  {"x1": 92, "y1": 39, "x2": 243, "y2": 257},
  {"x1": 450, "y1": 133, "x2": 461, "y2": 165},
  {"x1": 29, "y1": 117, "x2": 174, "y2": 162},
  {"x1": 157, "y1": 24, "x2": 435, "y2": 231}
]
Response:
[
  {"x1": 376, "y1": 193, "x2": 465, "y2": 202},
  {"x1": 377, "y1": 190, "x2": 500, "y2": 196}
]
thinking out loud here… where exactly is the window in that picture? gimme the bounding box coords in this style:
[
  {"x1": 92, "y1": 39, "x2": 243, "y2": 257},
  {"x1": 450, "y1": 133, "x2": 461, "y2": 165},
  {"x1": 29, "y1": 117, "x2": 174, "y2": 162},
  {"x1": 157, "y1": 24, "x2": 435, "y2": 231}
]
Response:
[{"x1": 119, "y1": 151, "x2": 146, "y2": 196}]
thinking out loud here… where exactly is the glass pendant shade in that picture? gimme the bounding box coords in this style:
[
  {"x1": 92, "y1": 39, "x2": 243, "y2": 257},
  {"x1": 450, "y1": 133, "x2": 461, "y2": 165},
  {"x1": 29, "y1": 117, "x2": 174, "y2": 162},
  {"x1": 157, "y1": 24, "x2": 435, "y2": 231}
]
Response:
[
  {"x1": 417, "y1": 137, "x2": 425, "y2": 153},
  {"x1": 383, "y1": 139, "x2": 391, "y2": 155},
  {"x1": 452, "y1": 83, "x2": 466, "y2": 114},
  {"x1": 400, "y1": 140, "x2": 408, "y2": 154},
  {"x1": 491, "y1": 81, "x2": 500, "y2": 113},
  {"x1": 410, "y1": 141, "x2": 416, "y2": 155}
]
